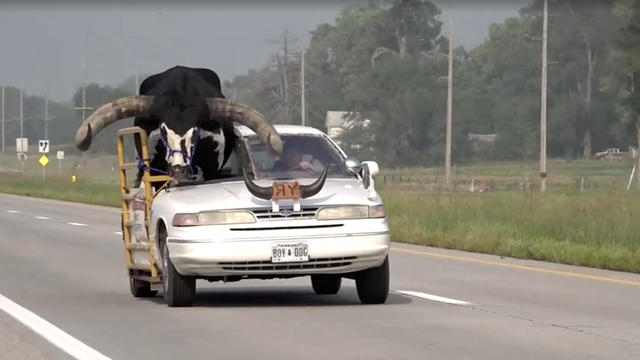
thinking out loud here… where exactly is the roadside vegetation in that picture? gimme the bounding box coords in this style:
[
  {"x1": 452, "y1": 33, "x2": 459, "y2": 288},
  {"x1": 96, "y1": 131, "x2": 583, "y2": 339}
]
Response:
[
  {"x1": 382, "y1": 189, "x2": 640, "y2": 273},
  {"x1": 1, "y1": 155, "x2": 638, "y2": 273}
]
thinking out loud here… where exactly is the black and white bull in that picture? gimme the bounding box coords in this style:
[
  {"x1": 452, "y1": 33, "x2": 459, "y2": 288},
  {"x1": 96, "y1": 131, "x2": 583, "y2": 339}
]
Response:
[{"x1": 74, "y1": 66, "x2": 326, "y2": 199}]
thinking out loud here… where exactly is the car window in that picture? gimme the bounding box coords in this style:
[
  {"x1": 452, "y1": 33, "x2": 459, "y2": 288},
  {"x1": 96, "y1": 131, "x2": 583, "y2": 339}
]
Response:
[{"x1": 242, "y1": 134, "x2": 353, "y2": 180}]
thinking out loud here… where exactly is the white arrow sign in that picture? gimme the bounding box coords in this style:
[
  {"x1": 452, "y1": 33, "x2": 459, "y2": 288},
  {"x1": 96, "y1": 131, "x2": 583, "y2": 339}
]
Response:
[{"x1": 38, "y1": 140, "x2": 50, "y2": 154}]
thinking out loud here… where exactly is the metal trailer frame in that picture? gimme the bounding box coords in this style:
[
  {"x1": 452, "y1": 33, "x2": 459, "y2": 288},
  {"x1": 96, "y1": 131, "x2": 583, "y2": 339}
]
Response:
[{"x1": 116, "y1": 127, "x2": 172, "y2": 287}]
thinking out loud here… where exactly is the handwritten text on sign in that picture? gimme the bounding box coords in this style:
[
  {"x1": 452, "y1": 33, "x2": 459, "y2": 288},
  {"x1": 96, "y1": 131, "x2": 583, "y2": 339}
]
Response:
[{"x1": 272, "y1": 181, "x2": 301, "y2": 200}]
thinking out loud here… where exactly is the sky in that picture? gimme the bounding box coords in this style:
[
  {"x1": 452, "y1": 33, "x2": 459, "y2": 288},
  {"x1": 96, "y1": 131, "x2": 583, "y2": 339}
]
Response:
[{"x1": 0, "y1": 1, "x2": 528, "y2": 102}]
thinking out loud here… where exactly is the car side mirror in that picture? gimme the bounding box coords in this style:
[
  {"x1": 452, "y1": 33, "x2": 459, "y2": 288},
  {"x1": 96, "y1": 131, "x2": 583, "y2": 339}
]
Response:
[
  {"x1": 361, "y1": 161, "x2": 379, "y2": 177},
  {"x1": 345, "y1": 156, "x2": 362, "y2": 175},
  {"x1": 362, "y1": 163, "x2": 371, "y2": 189}
]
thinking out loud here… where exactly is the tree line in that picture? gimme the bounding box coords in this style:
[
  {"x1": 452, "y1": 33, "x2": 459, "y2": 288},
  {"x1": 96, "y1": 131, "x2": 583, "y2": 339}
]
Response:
[
  {"x1": 226, "y1": 0, "x2": 640, "y2": 167},
  {"x1": 3, "y1": 0, "x2": 639, "y2": 169}
]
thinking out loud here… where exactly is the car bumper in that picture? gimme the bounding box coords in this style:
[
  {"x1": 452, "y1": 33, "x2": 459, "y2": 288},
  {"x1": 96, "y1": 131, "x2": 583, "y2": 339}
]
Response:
[{"x1": 166, "y1": 231, "x2": 390, "y2": 277}]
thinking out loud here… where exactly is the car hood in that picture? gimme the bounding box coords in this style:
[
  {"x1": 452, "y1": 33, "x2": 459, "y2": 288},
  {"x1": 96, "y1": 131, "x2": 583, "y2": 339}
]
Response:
[{"x1": 152, "y1": 177, "x2": 382, "y2": 213}]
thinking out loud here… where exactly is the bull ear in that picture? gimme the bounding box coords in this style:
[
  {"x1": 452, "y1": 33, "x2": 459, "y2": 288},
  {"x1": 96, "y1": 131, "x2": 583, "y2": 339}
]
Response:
[
  {"x1": 75, "y1": 95, "x2": 154, "y2": 151},
  {"x1": 205, "y1": 98, "x2": 282, "y2": 158}
]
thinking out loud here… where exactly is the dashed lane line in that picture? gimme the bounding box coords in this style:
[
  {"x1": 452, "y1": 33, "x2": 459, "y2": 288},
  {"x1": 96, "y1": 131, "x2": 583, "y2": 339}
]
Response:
[
  {"x1": 67, "y1": 222, "x2": 88, "y2": 227},
  {"x1": 0, "y1": 293, "x2": 111, "y2": 360},
  {"x1": 34, "y1": 216, "x2": 50, "y2": 220},
  {"x1": 7, "y1": 210, "x2": 20, "y2": 214},
  {"x1": 396, "y1": 290, "x2": 474, "y2": 306}
]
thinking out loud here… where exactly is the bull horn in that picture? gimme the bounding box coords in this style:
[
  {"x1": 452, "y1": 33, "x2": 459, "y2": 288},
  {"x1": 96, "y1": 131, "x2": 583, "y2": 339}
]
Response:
[
  {"x1": 242, "y1": 166, "x2": 329, "y2": 201},
  {"x1": 242, "y1": 166, "x2": 273, "y2": 200},
  {"x1": 206, "y1": 98, "x2": 282, "y2": 158},
  {"x1": 75, "y1": 95, "x2": 154, "y2": 151},
  {"x1": 300, "y1": 166, "x2": 328, "y2": 198}
]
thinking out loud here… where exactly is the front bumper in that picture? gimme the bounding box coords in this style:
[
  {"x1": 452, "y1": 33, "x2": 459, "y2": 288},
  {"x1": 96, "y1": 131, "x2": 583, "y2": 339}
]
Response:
[{"x1": 166, "y1": 231, "x2": 390, "y2": 277}]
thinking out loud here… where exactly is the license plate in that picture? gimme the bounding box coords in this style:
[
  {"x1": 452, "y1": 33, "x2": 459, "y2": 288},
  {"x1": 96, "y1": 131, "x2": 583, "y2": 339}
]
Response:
[
  {"x1": 272, "y1": 181, "x2": 301, "y2": 200},
  {"x1": 271, "y1": 242, "x2": 309, "y2": 263}
]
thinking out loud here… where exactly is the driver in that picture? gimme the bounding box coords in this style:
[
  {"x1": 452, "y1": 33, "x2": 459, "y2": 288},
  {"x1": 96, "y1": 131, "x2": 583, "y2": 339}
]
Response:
[{"x1": 274, "y1": 141, "x2": 322, "y2": 172}]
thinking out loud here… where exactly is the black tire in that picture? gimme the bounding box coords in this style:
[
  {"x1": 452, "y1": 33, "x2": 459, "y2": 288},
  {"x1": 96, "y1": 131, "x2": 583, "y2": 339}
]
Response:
[
  {"x1": 159, "y1": 228, "x2": 196, "y2": 307},
  {"x1": 311, "y1": 275, "x2": 342, "y2": 295},
  {"x1": 356, "y1": 256, "x2": 389, "y2": 304},
  {"x1": 129, "y1": 273, "x2": 158, "y2": 298}
]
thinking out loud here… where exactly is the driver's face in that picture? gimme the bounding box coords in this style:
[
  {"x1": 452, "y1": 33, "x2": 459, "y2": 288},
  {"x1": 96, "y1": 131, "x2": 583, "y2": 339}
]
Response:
[{"x1": 284, "y1": 148, "x2": 302, "y2": 166}]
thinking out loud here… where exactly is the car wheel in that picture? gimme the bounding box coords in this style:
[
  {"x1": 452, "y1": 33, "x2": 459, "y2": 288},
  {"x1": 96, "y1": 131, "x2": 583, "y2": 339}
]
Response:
[
  {"x1": 159, "y1": 228, "x2": 196, "y2": 307},
  {"x1": 129, "y1": 272, "x2": 157, "y2": 298},
  {"x1": 311, "y1": 275, "x2": 342, "y2": 295},
  {"x1": 356, "y1": 256, "x2": 389, "y2": 304}
]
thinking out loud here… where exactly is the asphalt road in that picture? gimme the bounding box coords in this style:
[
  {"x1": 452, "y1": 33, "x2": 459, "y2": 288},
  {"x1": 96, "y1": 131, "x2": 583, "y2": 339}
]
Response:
[{"x1": 0, "y1": 192, "x2": 639, "y2": 359}]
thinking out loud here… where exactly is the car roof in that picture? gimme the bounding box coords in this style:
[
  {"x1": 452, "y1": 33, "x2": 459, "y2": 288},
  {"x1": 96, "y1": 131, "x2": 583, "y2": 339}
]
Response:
[{"x1": 234, "y1": 124, "x2": 327, "y2": 137}]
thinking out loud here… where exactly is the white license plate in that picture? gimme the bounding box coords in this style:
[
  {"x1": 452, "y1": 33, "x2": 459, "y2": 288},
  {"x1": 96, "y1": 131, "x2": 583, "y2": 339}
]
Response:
[{"x1": 271, "y1": 242, "x2": 309, "y2": 263}]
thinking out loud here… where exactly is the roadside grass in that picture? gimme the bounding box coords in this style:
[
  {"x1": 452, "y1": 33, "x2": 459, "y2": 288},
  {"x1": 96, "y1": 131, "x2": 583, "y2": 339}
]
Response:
[
  {"x1": 381, "y1": 189, "x2": 640, "y2": 273},
  {"x1": 0, "y1": 173, "x2": 120, "y2": 207}
]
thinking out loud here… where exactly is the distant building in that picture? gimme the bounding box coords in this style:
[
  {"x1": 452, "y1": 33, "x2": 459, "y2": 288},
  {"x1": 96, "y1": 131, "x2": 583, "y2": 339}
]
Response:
[
  {"x1": 325, "y1": 111, "x2": 371, "y2": 141},
  {"x1": 467, "y1": 133, "x2": 497, "y2": 156}
]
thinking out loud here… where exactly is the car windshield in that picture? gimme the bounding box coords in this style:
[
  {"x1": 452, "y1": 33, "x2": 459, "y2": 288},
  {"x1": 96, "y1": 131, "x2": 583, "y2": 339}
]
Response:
[{"x1": 243, "y1": 134, "x2": 353, "y2": 180}]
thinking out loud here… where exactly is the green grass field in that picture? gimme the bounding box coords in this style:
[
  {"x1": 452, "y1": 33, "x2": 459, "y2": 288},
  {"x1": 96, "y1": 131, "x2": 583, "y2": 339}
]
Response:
[{"x1": 1, "y1": 154, "x2": 638, "y2": 273}]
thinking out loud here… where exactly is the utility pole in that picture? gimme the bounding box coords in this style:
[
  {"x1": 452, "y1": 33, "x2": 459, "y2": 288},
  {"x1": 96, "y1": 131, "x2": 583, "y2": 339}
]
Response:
[
  {"x1": 300, "y1": 48, "x2": 306, "y2": 126},
  {"x1": 445, "y1": 18, "x2": 453, "y2": 187},
  {"x1": 19, "y1": 88, "x2": 23, "y2": 140},
  {"x1": 74, "y1": 62, "x2": 93, "y2": 167},
  {"x1": 134, "y1": 70, "x2": 139, "y2": 95},
  {"x1": 44, "y1": 89, "x2": 49, "y2": 140},
  {"x1": 540, "y1": 0, "x2": 548, "y2": 192},
  {"x1": 1, "y1": 86, "x2": 4, "y2": 153}
]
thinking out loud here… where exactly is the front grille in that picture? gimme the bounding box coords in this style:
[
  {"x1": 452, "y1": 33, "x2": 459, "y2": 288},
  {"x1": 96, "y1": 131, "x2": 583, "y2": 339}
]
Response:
[
  {"x1": 219, "y1": 257, "x2": 356, "y2": 271},
  {"x1": 252, "y1": 207, "x2": 319, "y2": 221},
  {"x1": 230, "y1": 224, "x2": 342, "y2": 231}
]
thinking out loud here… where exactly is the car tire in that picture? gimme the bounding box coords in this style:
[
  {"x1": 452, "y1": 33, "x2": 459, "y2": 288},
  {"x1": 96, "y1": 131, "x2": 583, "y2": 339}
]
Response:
[
  {"x1": 160, "y1": 228, "x2": 196, "y2": 307},
  {"x1": 356, "y1": 256, "x2": 389, "y2": 304},
  {"x1": 129, "y1": 273, "x2": 158, "y2": 298},
  {"x1": 311, "y1": 275, "x2": 342, "y2": 295}
]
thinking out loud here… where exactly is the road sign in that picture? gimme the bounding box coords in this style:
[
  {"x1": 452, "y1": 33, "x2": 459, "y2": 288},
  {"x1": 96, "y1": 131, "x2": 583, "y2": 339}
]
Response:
[
  {"x1": 39, "y1": 155, "x2": 49, "y2": 167},
  {"x1": 16, "y1": 138, "x2": 28, "y2": 153},
  {"x1": 39, "y1": 140, "x2": 50, "y2": 153},
  {"x1": 71, "y1": 174, "x2": 77, "y2": 183},
  {"x1": 56, "y1": 150, "x2": 64, "y2": 160},
  {"x1": 17, "y1": 153, "x2": 27, "y2": 161}
]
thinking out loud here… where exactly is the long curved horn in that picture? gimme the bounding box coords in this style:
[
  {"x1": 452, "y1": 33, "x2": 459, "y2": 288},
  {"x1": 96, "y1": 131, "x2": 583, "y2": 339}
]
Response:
[
  {"x1": 75, "y1": 95, "x2": 154, "y2": 151},
  {"x1": 300, "y1": 166, "x2": 328, "y2": 198},
  {"x1": 206, "y1": 98, "x2": 282, "y2": 158},
  {"x1": 242, "y1": 166, "x2": 273, "y2": 200}
]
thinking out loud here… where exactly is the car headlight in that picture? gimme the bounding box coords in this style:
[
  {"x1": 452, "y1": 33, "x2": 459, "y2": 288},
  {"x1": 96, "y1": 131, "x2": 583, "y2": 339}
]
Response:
[
  {"x1": 172, "y1": 211, "x2": 256, "y2": 226},
  {"x1": 317, "y1": 205, "x2": 384, "y2": 220}
]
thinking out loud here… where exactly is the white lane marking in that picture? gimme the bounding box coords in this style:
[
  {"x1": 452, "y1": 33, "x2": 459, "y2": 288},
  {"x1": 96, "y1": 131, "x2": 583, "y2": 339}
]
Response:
[
  {"x1": 0, "y1": 293, "x2": 111, "y2": 360},
  {"x1": 67, "y1": 222, "x2": 88, "y2": 227},
  {"x1": 396, "y1": 290, "x2": 473, "y2": 306},
  {"x1": 7, "y1": 210, "x2": 20, "y2": 214},
  {"x1": 34, "y1": 216, "x2": 50, "y2": 220},
  {"x1": 113, "y1": 231, "x2": 122, "y2": 236}
]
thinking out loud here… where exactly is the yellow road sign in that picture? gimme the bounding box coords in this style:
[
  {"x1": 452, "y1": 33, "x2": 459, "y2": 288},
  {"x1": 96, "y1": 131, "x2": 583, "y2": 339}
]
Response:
[
  {"x1": 71, "y1": 175, "x2": 77, "y2": 183},
  {"x1": 39, "y1": 155, "x2": 49, "y2": 167}
]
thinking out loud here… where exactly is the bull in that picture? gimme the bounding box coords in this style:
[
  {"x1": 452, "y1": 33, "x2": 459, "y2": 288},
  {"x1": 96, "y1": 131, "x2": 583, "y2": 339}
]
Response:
[{"x1": 74, "y1": 66, "x2": 326, "y2": 199}]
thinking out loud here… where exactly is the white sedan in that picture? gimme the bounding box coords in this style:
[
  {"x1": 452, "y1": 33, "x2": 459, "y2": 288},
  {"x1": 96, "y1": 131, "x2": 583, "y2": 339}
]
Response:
[{"x1": 149, "y1": 125, "x2": 390, "y2": 307}]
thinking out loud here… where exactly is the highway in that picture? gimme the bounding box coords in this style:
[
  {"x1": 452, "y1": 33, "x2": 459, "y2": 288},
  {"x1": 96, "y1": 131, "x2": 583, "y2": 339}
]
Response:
[{"x1": 0, "y1": 192, "x2": 639, "y2": 359}]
